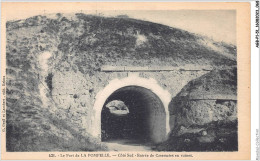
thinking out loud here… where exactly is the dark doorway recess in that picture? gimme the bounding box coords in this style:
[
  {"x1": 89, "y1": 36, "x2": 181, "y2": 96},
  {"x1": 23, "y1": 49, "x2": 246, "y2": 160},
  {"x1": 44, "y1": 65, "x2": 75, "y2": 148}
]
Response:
[{"x1": 101, "y1": 86, "x2": 166, "y2": 145}]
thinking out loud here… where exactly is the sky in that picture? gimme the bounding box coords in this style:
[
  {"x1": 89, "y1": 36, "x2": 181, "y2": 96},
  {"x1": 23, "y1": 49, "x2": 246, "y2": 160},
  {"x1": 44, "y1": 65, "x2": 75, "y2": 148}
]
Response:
[{"x1": 6, "y1": 10, "x2": 236, "y2": 45}]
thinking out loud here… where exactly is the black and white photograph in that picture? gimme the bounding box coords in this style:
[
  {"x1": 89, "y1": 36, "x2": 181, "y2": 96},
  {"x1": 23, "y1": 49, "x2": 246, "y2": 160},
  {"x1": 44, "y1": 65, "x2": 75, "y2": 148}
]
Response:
[{"x1": 1, "y1": 2, "x2": 252, "y2": 160}]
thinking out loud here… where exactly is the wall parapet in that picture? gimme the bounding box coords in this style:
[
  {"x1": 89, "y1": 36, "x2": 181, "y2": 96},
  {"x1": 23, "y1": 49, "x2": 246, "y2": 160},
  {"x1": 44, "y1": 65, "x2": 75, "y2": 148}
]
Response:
[
  {"x1": 101, "y1": 65, "x2": 236, "y2": 72},
  {"x1": 101, "y1": 65, "x2": 214, "y2": 72}
]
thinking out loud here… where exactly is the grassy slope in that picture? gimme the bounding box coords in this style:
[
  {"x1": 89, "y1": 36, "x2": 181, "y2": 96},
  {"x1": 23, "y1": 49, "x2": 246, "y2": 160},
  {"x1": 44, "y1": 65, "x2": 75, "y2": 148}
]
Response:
[
  {"x1": 7, "y1": 14, "x2": 236, "y2": 74},
  {"x1": 155, "y1": 120, "x2": 238, "y2": 151},
  {"x1": 6, "y1": 16, "x2": 105, "y2": 151}
]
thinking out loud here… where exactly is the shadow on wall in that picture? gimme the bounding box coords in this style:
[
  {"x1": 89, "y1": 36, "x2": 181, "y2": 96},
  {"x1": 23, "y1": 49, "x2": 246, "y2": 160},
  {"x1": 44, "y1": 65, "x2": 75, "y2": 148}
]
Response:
[
  {"x1": 157, "y1": 68, "x2": 238, "y2": 151},
  {"x1": 101, "y1": 86, "x2": 166, "y2": 145}
]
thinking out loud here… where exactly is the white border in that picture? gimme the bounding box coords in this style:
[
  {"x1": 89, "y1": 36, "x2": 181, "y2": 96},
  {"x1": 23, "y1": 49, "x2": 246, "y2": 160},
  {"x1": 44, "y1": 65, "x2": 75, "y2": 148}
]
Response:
[
  {"x1": 0, "y1": 1, "x2": 257, "y2": 160},
  {"x1": 251, "y1": 1, "x2": 260, "y2": 160}
]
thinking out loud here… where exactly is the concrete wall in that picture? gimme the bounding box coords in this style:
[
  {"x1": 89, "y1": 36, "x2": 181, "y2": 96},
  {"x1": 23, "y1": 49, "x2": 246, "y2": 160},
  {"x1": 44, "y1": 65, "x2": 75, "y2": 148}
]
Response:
[{"x1": 49, "y1": 69, "x2": 208, "y2": 141}]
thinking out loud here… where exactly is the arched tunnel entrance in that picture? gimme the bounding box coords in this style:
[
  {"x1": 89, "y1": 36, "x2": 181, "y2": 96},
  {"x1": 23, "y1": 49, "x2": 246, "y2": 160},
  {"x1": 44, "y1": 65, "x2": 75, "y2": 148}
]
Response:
[{"x1": 101, "y1": 86, "x2": 166, "y2": 146}]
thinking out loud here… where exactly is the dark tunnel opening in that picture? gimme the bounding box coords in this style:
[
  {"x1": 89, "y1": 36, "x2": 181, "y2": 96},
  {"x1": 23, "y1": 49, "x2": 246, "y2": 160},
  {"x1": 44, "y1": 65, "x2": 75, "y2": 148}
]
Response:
[{"x1": 101, "y1": 86, "x2": 166, "y2": 145}]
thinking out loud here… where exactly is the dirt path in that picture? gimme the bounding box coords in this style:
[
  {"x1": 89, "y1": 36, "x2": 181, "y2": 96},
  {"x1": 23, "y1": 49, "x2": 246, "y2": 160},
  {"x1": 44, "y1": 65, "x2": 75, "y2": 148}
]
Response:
[{"x1": 104, "y1": 139, "x2": 153, "y2": 151}]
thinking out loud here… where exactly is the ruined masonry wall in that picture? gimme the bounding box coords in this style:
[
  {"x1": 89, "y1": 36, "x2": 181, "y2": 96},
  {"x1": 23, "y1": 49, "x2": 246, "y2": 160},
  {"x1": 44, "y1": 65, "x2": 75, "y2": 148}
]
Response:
[{"x1": 50, "y1": 70, "x2": 208, "y2": 135}]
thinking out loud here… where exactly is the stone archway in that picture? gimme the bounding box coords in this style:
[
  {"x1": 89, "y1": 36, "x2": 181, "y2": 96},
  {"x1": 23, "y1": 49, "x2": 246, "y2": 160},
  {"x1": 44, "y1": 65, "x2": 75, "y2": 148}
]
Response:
[{"x1": 91, "y1": 74, "x2": 171, "y2": 143}]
